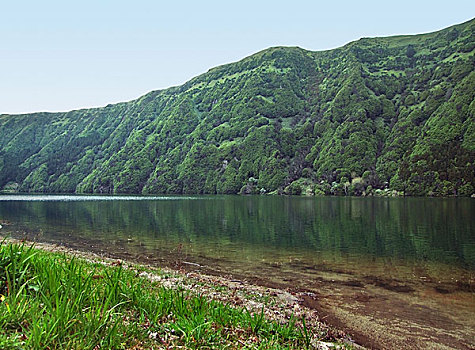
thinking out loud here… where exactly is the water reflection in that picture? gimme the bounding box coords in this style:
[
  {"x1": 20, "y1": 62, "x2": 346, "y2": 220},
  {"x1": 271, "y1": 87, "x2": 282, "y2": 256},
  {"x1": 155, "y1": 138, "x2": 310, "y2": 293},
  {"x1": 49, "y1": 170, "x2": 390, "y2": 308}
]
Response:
[{"x1": 0, "y1": 196, "x2": 473, "y2": 269}]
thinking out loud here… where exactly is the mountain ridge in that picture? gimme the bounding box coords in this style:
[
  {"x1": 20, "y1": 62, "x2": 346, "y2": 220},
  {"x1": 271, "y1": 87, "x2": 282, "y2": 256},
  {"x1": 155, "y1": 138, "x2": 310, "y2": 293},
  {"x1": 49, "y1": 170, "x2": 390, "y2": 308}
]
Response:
[
  {"x1": 2, "y1": 19, "x2": 470, "y2": 117},
  {"x1": 1, "y1": 18, "x2": 474, "y2": 196}
]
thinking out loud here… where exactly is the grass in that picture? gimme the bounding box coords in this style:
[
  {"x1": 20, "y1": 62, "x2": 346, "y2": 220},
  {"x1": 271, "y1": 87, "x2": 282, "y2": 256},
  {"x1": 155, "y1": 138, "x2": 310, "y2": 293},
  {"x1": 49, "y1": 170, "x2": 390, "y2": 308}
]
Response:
[{"x1": 0, "y1": 241, "x2": 344, "y2": 349}]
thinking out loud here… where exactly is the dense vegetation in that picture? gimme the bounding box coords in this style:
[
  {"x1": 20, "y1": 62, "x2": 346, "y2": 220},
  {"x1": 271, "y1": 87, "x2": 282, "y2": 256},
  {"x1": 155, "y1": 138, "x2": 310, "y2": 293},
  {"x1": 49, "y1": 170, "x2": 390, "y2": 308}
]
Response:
[
  {"x1": 0, "y1": 242, "x2": 335, "y2": 349},
  {"x1": 1, "y1": 19, "x2": 474, "y2": 196}
]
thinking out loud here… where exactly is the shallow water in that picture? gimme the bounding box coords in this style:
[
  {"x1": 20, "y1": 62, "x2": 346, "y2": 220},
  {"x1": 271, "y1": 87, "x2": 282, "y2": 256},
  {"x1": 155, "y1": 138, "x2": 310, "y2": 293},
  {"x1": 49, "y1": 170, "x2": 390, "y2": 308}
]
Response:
[{"x1": 0, "y1": 195, "x2": 474, "y2": 349}]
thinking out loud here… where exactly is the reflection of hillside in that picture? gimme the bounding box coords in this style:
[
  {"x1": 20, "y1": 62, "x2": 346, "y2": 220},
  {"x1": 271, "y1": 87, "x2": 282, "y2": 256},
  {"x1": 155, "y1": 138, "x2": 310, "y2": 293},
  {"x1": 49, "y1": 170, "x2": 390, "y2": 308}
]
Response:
[{"x1": 0, "y1": 196, "x2": 473, "y2": 268}]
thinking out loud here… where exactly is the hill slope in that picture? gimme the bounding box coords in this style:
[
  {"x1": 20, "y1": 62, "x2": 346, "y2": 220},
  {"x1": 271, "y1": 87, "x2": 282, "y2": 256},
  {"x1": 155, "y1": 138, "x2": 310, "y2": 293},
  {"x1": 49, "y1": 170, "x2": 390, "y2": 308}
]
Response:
[{"x1": 1, "y1": 19, "x2": 474, "y2": 196}]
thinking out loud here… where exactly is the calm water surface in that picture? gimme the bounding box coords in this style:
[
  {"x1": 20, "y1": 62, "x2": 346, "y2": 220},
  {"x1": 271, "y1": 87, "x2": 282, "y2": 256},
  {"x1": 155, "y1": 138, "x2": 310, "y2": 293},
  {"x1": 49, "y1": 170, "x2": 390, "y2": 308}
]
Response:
[{"x1": 0, "y1": 195, "x2": 474, "y2": 349}]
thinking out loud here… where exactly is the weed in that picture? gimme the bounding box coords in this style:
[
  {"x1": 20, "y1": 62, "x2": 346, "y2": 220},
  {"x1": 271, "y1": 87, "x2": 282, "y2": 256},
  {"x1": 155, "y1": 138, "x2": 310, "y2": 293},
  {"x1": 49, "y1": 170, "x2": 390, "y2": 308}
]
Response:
[{"x1": 0, "y1": 243, "x2": 341, "y2": 348}]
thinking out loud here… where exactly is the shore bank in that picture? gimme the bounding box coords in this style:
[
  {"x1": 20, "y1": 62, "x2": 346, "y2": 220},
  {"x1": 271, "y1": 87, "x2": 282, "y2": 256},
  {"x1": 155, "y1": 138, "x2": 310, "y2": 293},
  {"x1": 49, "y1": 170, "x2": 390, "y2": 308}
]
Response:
[{"x1": 0, "y1": 237, "x2": 359, "y2": 349}]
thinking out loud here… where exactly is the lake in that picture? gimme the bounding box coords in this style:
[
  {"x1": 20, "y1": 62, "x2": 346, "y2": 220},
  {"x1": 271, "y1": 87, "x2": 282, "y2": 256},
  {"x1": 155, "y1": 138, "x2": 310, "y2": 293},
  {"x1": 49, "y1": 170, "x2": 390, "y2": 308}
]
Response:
[{"x1": 0, "y1": 195, "x2": 474, "y2": 349}]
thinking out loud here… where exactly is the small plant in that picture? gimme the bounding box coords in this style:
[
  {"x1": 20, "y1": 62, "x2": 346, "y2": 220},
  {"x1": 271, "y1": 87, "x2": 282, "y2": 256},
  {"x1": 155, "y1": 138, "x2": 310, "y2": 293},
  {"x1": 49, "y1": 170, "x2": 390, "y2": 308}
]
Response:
[
  {"x1": 245, "y1": 306, "x2": 266, "y2": 334},
  {"x1": 299, "y1": 316, "x2": 311, "y2": 348}
]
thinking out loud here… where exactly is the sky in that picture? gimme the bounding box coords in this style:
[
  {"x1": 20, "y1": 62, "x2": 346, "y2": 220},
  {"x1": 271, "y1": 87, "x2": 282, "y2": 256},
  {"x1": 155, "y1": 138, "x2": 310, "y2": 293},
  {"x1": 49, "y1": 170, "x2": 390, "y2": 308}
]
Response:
[{"x1": 1, "y1": 1, "x2": 474, "y2": 114}]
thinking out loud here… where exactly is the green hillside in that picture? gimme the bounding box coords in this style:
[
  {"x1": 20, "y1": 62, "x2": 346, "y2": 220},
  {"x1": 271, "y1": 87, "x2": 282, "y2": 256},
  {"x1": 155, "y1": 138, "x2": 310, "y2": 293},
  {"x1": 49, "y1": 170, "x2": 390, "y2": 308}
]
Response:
[{"x1": 1, "y1": 19, "x2": 474, "y2": 196}]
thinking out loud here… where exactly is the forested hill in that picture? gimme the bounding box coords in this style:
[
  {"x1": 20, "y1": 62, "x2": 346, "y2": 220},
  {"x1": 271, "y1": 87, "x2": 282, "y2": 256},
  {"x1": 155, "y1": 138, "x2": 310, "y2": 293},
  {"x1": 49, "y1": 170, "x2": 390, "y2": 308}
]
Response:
[{"x1": 1, "y1": 19, "x2": 474, "y2": 196}]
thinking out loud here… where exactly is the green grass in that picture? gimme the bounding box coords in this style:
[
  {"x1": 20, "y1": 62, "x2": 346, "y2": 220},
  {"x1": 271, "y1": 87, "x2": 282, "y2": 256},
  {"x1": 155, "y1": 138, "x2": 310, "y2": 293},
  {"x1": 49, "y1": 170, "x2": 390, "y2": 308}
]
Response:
[{"x1": 0, "y1": 242, "x2": 335, "y2": 349}]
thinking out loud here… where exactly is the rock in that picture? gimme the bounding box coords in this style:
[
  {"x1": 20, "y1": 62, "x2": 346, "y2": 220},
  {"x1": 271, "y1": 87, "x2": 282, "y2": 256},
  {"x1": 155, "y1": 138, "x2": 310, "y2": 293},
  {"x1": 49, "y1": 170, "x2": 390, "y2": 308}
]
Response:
[
  {"x1": 311, "y1": 340, "x2": 340, "y2": 349},
  {"x1": 277, "y1": 291, "x2": 299, "y2": 304}
]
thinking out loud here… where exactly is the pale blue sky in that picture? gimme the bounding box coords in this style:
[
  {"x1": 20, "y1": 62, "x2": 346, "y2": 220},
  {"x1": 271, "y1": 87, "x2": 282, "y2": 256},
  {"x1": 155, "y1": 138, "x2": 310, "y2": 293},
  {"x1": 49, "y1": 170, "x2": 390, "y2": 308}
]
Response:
[{"x1": 1, "y1": 1, "x2": 474, "y2": 114}]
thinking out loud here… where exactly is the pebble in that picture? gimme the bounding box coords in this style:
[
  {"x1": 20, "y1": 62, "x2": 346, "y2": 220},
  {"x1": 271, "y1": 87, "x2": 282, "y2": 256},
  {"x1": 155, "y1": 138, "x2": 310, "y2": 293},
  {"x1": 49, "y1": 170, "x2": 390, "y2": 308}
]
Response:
[{"x1": 311, "y1": 340, "x2": 341, "y2": 350}]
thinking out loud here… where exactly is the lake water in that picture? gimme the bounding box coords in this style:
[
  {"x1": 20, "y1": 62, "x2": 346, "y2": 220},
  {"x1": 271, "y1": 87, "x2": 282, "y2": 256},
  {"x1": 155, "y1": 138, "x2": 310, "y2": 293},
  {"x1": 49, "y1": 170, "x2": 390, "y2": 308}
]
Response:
[{"x1": 0, "y1": 195, "x2": 474, "y2": 349}]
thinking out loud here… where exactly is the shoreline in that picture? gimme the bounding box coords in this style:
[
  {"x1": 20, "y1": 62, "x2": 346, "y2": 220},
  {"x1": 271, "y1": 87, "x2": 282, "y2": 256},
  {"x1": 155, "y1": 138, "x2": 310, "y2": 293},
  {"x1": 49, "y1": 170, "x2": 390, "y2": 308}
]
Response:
[
  {"x1": 1, "y1": 236, "x2": 363, "y2": 349},
  {"x1": 1, "y1": 190, "x2": 474, "y2": 198}
]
